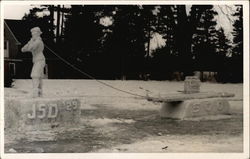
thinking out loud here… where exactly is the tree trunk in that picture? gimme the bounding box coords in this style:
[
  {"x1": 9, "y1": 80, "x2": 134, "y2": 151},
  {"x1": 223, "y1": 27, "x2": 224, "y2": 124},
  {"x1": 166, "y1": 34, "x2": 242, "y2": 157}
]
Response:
[
  {"x1": 56, "y1": 5, "x2": 61, "y2": 44},
  {"x1": 147, "y1": 29, "x2": 151, "y2": 58},
  {"x1": 48, "y1": 5, "x2": 54, "y2": 44},
  {"x1": 60, "y1": 5, "x2": 64, "y2": 38}
]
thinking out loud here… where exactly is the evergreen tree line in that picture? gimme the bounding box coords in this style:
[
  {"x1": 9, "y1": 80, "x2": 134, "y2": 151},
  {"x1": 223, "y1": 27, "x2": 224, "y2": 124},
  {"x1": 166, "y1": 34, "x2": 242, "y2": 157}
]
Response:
[{"x1": 22, "y1": 5, "x2": 243, "y2": 82}]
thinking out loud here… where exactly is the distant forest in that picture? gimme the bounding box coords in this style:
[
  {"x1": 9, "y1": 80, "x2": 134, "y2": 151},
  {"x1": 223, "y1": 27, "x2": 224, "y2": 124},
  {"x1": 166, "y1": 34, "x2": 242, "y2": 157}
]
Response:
[{"x1": 22, "y1": 5, "x2": 243, "y2": 82}]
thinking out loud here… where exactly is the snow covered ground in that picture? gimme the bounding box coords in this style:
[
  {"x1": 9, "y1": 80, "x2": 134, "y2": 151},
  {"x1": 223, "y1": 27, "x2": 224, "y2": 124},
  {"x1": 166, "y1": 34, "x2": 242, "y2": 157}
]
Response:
[{"x1": 4, "y1": 79, "x2": 243, "y2": 153}]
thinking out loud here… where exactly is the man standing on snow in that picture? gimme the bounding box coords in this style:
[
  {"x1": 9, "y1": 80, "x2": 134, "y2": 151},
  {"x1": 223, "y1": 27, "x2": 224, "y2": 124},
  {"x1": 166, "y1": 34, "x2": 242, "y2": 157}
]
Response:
[{"x1": 21, "y1": 27, "x2": 46, "y2": 98}]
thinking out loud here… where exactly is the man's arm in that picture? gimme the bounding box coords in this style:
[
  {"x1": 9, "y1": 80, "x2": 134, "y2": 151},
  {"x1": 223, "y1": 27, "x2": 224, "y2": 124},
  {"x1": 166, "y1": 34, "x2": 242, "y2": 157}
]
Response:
[
  {"x1": 21, "y1": 39, "x2": 41, "y2": 52},
  {"x1": 21, "y1": 39, "x2": 32, "y2": 52}
]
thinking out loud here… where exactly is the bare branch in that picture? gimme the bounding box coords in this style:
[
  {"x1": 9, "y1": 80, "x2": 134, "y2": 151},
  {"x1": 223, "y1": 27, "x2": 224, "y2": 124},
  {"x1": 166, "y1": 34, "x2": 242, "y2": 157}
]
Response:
[{"x1": 217, "y1": 5, "x2": 236, "y2": 24}]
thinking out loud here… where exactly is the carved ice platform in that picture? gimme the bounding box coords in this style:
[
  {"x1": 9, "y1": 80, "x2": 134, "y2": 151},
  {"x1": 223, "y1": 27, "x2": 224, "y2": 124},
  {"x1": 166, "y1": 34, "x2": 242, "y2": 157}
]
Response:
[{"x1": 5, "y1": 97, "x2": 81, "y2": 131}]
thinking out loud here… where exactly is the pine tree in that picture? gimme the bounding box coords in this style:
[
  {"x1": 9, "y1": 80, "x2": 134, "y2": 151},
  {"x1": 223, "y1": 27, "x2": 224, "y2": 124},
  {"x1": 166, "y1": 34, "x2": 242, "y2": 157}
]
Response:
[
  {"x1": 107, "y1": 5, "x2": 155, "y2": 79},
  {"x1": 215, "y1": 28, "x2": 231, "y2": 57},
  {"x1": 158, "y1": 5, "x2": 177, "y2": 56},
  {"x1": 230, "y1": 5, "x2": 243, "y2": 82},
  {"x1": 150, "y1": 5, "x2": 179, "y2": 80},
  {"x1": 191, "y1": 5, "x2": 218, "y2": 71},
  {"x1": 63, "y1": 5, "x2": 113, "y2": 78},
  {"x1": 175, "y1": 5, "x2": 195, "y2": 76},
  {"x1": 64, "y1": 5, "x2": 104, "y2": 54},
  {"x1": 214, "y1": 28, "x2": 232, "y2": 82},
  {"x1": 232, "y1": 5, "x2": 243, "y2": 57}
]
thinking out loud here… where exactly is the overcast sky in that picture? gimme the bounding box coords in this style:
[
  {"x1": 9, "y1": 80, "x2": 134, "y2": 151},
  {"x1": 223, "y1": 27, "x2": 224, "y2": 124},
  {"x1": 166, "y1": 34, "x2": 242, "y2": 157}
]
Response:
[{"x1": 4, "y1": 5, "x2": 34, "y2": 20}]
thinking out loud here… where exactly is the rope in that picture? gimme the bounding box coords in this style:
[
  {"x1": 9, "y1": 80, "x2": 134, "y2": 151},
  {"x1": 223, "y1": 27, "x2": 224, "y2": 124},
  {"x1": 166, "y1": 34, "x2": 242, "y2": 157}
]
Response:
[{"x1": 44, "y1": 45, "x2": 147, "y2": 98}]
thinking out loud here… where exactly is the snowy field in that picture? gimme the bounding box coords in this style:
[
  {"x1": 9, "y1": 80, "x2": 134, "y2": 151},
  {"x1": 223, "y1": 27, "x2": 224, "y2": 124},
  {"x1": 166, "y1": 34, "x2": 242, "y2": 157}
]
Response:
[{"x1": 4, "y1": 79, "x2": 243, "y2": 153}]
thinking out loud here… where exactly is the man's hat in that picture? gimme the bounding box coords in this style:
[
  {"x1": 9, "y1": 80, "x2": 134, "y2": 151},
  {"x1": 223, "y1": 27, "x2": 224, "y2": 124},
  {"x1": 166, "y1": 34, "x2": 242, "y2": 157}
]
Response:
[{"x1": 30, "y1": 27, "x2": 42, "y2": 35}]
